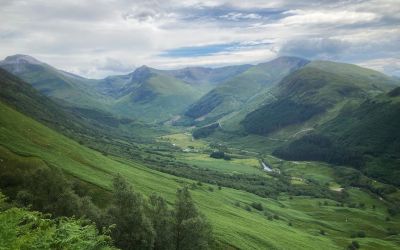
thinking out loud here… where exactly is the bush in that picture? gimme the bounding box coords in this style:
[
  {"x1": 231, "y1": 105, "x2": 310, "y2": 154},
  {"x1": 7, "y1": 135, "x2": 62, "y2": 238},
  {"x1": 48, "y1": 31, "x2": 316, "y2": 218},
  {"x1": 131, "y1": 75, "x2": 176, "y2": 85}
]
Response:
[
  {"x1": 251, "y1": 202, "x2": 263, "y2": 211},
  {"x1": 210, "y1": 151, "x2": 225, "y2": 159},
  {"x1": 348, "y1": 241, "x2": 360, "y2": 249},
  {"x1": 357, "y1": 231, "x2": 366, "y2": 238}
]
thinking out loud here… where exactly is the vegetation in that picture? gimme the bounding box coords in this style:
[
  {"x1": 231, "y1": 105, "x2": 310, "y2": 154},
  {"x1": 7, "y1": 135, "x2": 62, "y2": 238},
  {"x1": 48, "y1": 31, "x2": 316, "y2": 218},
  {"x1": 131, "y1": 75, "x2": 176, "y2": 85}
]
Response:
[
  {"x1": 193, "y1": 123, "x2": 219, "y2": 139},
  {"x1": 0, "y1": 192, "x2": 116, "y2": 250},
  {"x1": 243, "y1": 100, "x2": 325, "y2": 135}
]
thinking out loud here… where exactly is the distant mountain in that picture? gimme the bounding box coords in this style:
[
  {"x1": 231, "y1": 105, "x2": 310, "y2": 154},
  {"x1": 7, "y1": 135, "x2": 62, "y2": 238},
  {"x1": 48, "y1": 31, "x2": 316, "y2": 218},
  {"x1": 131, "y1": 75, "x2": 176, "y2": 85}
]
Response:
[
  {"x1": 0, "y1": 55, "x2": 205, "y2": 122},
  {"x1": 165, "y1": 64, "x2": 252, "y2": 86},
  {"x1": 109, "y1": 66, "x2": 204, "y2": 122},
  {"x1": 242, "y1": 60, "x2": 398, "y2": 135},
  {"x1": 0, "y1": 67, "x2": 161, "y2": 141},
  {"x1": 0, "y1": 55, "x2": 108, "y2": 110},
  {"x1": 182, "y1": 56, "x2": 309, "y2": 125}
]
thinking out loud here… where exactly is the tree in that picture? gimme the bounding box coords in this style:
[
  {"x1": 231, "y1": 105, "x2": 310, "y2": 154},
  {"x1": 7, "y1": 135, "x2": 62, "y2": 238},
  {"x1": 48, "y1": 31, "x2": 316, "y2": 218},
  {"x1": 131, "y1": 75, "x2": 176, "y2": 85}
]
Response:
[
  {"x1": 147, "y1": 194, "x2": 174, "y2": 250},
  {"x1": 174, "y1": 187, "x2": 213, "y2": 250},
  {"x1": 107, "y1": 175, "x2": 155, "y2": 250}
]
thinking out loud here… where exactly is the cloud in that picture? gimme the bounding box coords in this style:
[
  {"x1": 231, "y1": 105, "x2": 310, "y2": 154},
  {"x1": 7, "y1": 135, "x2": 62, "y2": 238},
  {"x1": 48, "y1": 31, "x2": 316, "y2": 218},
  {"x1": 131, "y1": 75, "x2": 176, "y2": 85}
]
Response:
[
  {"x1": 96, "y1": 57, "x2": 134, "y2": 73},
  {"x1": 0, "y1": 0, "x2": 398, "y2": 78},
  {"x1": 279, "y1": 38, "x2": 349, "y2": 59},
  {"x1": 358, "y1": 58, "x2": 400, "y2": 77},
  {"x1": 281, "y1": 9, "x2": 380, "y2": 26}
]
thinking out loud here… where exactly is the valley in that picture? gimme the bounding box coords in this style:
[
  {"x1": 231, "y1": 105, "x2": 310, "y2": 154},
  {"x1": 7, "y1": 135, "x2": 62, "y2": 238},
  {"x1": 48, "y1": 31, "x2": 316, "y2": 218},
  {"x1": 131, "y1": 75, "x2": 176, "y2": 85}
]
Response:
[{"x1": 1, "y1": 55, "x2": 400, "y2": 250}]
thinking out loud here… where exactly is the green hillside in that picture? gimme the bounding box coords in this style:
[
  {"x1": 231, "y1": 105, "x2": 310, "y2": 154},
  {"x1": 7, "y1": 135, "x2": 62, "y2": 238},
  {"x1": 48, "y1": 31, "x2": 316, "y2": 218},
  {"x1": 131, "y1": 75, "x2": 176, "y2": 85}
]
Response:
[
  {"x1": 275, "y1": 88, "x2": 400, "y2": 185},
  {"x1": 111, "y1": 66, "x2": 204, "y2": 122},
  {"x1": 242, "y1": 61, "x2": 397, "y2": 136},
  {"x1": 182, "y1": 57, "x2": 309, "y2": 125}
]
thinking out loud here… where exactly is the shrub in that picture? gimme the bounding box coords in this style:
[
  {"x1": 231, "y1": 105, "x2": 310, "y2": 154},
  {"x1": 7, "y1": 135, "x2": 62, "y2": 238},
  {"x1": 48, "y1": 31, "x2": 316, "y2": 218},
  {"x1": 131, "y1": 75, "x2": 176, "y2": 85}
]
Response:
[
  {"x1": 348, "y1": 241, "x2": 360, "y2": 249},
  {"x1": 251, "y1": 202, "x2": 263, "y2": 211}
]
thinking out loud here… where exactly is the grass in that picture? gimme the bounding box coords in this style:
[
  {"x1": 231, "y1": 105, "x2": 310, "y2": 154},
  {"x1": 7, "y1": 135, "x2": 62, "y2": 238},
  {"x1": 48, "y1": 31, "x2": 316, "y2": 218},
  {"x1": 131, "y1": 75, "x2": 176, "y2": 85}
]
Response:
[
  {"x1": 1, "y1": 101, "x2": 400, "y2": 249},
  {"x1": 159, "y1": 132, "x2": 208, "y2": 149},
  {"x1": 177, "y1": 153, "x2": 263, "y2": 175}
]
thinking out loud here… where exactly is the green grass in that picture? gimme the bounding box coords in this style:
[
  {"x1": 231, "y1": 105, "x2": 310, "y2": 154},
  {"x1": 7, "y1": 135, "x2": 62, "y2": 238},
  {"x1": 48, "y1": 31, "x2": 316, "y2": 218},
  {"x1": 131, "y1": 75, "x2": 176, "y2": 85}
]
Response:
[
  {"x1": 177, "y1": 153, "x2": 263, "y2": 175},
  {"x1": 1, "y1": 101, "x2": 400, "y2": 249},
  {"x1": 159, "y1": 132, "x2": 208, "y2": 149}
]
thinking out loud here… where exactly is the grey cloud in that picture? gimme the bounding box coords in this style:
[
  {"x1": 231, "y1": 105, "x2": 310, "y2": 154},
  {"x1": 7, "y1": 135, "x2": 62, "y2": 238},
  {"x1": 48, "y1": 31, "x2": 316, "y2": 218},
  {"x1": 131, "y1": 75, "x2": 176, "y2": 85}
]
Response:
[
  {"x1": 279, "y1": 38, "x2": 349, "y2": 59},
  {"x1": 96, "y1": 58, "x2": 134, "y2": 73}
]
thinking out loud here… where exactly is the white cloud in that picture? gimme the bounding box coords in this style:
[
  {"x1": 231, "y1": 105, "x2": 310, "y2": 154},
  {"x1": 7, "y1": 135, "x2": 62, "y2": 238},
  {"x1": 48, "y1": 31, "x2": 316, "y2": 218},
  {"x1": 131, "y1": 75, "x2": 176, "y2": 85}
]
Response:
[{"x1": 281, "y1": 9, "x2": 379, "y2": 26}]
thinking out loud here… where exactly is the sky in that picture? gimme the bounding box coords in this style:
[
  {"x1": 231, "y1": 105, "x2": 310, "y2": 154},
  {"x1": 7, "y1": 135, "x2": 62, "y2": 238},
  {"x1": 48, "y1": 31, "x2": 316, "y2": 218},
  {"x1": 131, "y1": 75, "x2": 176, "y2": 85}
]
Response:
[{"x1": 0, "y1": 0, "x2": 399, "y2": 78}]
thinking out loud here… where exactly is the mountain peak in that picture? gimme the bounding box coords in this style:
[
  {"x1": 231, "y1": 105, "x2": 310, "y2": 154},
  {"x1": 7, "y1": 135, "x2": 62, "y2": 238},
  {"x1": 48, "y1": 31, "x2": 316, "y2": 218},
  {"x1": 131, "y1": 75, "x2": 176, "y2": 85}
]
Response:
[{"x1": 1, "y1": 54, "x2": 44, "y2": 65}]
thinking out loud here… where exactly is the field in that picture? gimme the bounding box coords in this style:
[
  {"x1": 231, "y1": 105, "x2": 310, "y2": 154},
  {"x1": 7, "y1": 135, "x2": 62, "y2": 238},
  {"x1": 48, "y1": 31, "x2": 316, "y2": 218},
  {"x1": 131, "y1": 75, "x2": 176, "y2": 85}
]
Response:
[{"x1": 1, "y1": 101, "x2": 400, "y2": 249}]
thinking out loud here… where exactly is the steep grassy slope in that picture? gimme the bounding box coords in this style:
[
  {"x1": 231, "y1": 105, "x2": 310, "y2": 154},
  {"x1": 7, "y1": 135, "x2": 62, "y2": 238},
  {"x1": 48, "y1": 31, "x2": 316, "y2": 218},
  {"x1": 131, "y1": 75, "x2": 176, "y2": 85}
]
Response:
[
  {"x1": 242, "y1": 61, "x2": 398, "y2": 136},
  {"x1": 183, "y1": 57, "x2": 309, "y2": 124}
]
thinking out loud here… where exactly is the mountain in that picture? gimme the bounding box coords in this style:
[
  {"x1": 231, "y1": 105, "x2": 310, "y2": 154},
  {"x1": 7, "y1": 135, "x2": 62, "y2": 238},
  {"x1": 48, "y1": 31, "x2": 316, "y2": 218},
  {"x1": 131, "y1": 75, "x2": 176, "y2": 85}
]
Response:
[
  {"x1": 0, "y1": 55, "x2": 206, "y2": 123},
  {"x1": 182, "y1": 56, "x2": 309, "y2": 125},
  {"x1": 242, "y1": 60, "x2": 398, "y2": 136},
  {"x1": 0, "y1": 67, "x2": 166, "y2": 142},
  {"x1": 0, "y1": 54, "x2": 108, "y2": 110},
  {"x1": 164, "y1": 64, "x2": 252, "y2": 86},
  {"x1": 107, "y1": 66, "x2": 204, "y2": 122}
]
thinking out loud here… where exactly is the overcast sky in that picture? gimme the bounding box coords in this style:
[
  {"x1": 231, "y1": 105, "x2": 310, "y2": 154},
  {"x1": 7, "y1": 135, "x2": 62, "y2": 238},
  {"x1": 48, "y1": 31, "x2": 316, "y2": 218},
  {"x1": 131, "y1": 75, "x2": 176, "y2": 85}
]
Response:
[{"x1": 0, "y1": 0, "x2": 399, "y2": 78}]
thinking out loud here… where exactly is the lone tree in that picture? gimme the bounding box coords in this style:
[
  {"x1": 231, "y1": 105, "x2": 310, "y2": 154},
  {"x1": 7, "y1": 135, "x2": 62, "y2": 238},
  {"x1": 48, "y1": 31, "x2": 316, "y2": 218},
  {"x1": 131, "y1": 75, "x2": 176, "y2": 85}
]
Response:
[{"x1": 174, "y1": 187, "x2": 213, "y2": 250}]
